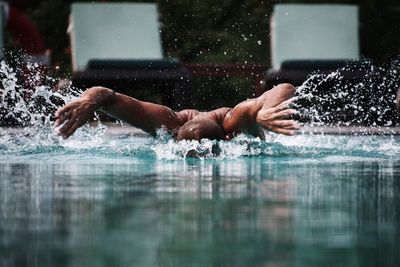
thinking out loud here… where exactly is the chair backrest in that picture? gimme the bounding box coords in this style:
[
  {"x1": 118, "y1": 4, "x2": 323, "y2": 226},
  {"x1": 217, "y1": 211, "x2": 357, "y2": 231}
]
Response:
[
  {"x1": 69, "y1": 3, "x2": 163, "y2": 71},
  {"x1": 270, "y1": 4, "x2": 360, "y2": 70}
]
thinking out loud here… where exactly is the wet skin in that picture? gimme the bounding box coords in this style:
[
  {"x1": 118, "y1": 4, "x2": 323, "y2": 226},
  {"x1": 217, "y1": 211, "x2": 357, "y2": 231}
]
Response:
[{"x1": 54, "y1": 83, "x2": 300, "y2": 140}]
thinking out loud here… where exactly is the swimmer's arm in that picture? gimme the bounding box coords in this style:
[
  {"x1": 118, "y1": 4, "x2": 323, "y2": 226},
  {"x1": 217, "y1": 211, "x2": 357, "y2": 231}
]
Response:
[
  {"x1": 221, "y1": 99, "x2": 262, "y2": 138},
  {"x1": 222, "y1": 89, "x2": 299, "y2": 137},
  {"x1": 54, "y1": 86, "x2": 183, "y2": 138}
]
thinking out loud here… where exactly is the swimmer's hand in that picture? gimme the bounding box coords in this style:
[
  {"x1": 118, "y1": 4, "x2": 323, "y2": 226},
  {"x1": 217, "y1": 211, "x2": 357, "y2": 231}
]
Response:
[
  {"x1": 54, "y1": 97, "x2": 97, "y2": 139},
  {"x1": 256, "y1": 98, "x2": 300, "y2": 135}
]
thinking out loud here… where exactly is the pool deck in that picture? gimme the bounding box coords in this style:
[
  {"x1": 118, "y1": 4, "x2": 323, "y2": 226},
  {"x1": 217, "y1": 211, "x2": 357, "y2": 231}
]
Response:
[{"x1": 3, "y1": 123, "x2": 400, "y2": 136}]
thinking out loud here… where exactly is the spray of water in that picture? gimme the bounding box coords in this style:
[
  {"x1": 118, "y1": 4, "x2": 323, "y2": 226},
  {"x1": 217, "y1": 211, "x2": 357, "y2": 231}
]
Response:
[
  {"x1": 294, "y1": 59, "x2": 400, "y2": 127},
  {"x1": 0, "y1": 61, "x2": 79, "y2": 129},
  {"x1": 0, "y1": 59, "x2": 108, "y2": 152}
]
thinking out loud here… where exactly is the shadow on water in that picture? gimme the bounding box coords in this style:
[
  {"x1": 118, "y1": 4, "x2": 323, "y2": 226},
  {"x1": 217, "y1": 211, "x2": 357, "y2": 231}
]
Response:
[{"x1": 0, "y1": 158, "x2": 400, "y2": 267}]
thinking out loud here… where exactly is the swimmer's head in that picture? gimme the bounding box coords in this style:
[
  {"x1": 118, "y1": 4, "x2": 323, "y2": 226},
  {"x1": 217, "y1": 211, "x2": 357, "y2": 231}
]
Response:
[{"x1": 177, "y1": 117, "x2": 225, "y2": 141}]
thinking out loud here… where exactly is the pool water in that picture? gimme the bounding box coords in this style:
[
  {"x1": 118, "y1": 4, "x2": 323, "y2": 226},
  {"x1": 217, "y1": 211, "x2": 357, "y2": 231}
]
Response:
[{"x1": 1, "y1": 128, "x2": 400, "y2": 267}]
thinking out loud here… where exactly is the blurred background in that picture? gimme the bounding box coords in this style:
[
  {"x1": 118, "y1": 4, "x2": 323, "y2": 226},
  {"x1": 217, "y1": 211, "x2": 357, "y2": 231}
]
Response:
[{"x1": 3, "y1": 0, "x2": 400, "y2": 109}]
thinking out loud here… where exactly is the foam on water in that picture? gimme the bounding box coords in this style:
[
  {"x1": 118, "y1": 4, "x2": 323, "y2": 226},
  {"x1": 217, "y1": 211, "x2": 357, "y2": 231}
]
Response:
[{"x1": 1, "y1": 60, "x2": 400, "y2": 161}]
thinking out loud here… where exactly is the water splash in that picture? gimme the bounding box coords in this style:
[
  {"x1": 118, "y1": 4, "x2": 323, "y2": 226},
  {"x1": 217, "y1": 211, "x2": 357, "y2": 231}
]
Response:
[
  {"x1": 0, "y1": 61, "x2": 78, "y2": 127},
  {"x1": 0, "y1": 60, "x2": 108, "y2": 151},
  {"x1": 150, "y1": 130, "x2": 400, "y2": 160},
  {"x1": 294, "y1": 59, "x2": 400, "y2": 127}
]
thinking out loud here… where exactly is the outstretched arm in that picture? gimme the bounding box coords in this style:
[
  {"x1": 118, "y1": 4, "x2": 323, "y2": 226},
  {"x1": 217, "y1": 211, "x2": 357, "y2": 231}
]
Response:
[
  {"x1": 54, "y1": 86, "x2": 184, "y2": 138},
  {"x1": 222, "y1": 83, "x2": 300, "y2": 138}
]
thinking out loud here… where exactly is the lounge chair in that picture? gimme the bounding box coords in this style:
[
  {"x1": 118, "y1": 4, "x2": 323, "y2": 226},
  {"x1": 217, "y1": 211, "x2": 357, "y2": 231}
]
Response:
[
  {"x1": 264, "y1": 4, "x2": 365, "y2": 89},
  {"x1": 263, "y1": 4, "x2": 394, "y2": 124},
  {"x1": 69, "y1": 2, "x2": 191, "y2": 108}
]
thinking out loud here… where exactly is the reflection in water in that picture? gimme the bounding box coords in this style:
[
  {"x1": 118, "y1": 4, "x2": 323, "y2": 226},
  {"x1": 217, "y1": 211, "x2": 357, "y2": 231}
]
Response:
[{"x1": 0, "y1": 158, "x2": 400, "y2": 267}]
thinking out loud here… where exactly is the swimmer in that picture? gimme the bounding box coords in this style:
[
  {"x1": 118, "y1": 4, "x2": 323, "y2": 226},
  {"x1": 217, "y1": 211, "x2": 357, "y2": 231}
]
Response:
[{"x1": 54, "y1": 83, "x2": 300, "y2": 140}]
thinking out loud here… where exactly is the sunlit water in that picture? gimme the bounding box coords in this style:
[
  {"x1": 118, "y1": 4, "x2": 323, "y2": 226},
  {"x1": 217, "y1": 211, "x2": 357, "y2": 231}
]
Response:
[{"x1": 1, "y1": 61, "x2": 400, "y2": 267}]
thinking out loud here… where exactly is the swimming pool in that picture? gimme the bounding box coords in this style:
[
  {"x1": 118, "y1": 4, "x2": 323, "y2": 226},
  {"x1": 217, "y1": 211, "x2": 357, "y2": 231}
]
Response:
[{"x1": 1, "y1": 125, "x2": 400, "y2": 267}]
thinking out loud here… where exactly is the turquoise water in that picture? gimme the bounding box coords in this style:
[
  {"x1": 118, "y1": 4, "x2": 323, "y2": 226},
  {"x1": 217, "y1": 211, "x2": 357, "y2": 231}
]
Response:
[{"x1": 1, "y1": 128, "x2": 400, "y2": 267}]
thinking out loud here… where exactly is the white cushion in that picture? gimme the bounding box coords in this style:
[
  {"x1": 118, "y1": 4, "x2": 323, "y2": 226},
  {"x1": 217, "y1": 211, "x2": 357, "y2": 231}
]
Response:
[
  {"x1": 271, "y1": 4, "x2": 360, "y2": 70},
  {"x1": 69, "y1": 3, "x2": 163, "y2": 71}
]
